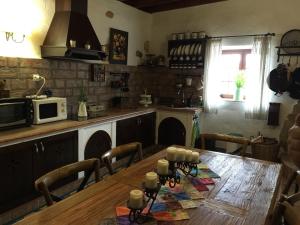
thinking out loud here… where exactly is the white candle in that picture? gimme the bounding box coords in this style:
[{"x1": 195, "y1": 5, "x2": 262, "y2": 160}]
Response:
[
  {"x1": 157, "y1": 159, "x2": 169, "y2": 175},
  {"x1": 176, "y1": 148, "x2": 186, "y2": 162},
  {"x1": 192, "y1": 152, "x2": 200, "y2": 163},
  {"x1": 129, "y1": 189, "x2": 144, "y2": 209},
  {"x1": 145, "y1": 172, "x2": 158, "y2": 189},
  {"x1": 166, "y1": 147, "x2": 177, "y2": 161},
  {"x1": 185, "y1": 150, "x2": 193, "y2": 162}
]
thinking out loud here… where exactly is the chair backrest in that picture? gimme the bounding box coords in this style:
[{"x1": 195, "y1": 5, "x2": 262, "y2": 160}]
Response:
[
  {"x1": 200, "y1": 133, "x2": 250, "y2": 156},
  {"x1": 270, "y1": 171, "x2": 300, "y2": 225},
  {"x1": 35, "y1": 158, "x2": 100, "y2": 206},
  {"x1": 102, "y1": 142, "x2": 143, "y2": 175}
]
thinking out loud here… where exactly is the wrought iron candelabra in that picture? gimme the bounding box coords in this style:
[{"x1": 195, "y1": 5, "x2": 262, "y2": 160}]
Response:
[
  {"x1": 128, "y1": 160, "x2": 200, "y2": 223},
  {"x1": 127, "y1": 183, "x2": 161, "y2": 224}
]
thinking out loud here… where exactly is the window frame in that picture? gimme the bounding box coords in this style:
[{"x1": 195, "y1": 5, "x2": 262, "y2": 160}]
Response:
[{"x1": 220, "y1": 48, "x2": 251, "y2": 100}]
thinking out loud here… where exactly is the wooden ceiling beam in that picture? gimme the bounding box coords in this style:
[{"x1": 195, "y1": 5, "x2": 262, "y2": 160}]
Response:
[
  {"x1": 119, "y1": 0, "x2": 227, "y2": 13},
  {"x1": 120, "y1": 0, "x2": 180, "y2": 8}
]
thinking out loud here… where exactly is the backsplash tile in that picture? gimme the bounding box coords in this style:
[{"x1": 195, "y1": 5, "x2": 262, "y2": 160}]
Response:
[{"x1": 0, "y1": 57, "x2": 204, "y2": 114}]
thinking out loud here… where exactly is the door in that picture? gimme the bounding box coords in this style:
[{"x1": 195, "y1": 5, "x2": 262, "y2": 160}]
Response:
[
  {"x1": 116, "y1": 116, "x2": 139, "y2": 146},
  {"x1": 158, "y1": 117, "x2": 186, "y2": 146},
  {"x1": 33, "y1": 131, "x2": 78, "y2": 188},
  {"x1": 0, "y1": 141, "x2": 34, "y2": 213},
  {"x1": 139, "y1": 112, "x2": 156, "y2": 148}
]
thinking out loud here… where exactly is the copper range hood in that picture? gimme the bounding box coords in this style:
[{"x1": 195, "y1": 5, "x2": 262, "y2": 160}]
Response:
[{"x1": 41, "y1": 0, "x2": 105, "y2": 60}]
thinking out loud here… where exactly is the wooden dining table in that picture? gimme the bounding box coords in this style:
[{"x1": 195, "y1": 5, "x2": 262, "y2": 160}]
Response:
[{"x1": 16, "y1": 146, "x2": 282, "y2": 225}]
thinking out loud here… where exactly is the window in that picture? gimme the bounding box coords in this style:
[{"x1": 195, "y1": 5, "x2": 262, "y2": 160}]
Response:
[{"x1": 219, "y1": 48, "x2": 251, "y2": 100}]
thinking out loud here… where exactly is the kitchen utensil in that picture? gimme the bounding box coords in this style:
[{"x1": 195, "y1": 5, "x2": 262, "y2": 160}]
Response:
[
  {"x1": 198, "y1": 31, "x2": 206, "y2": 39},
  {"x1": 191, "y1": 32, "x2": 198, "y2": 39},
  {"x1": 189, "y1": 44, "x2": 195, "y2": 55},
  {"x1": 185, "y1": 44, "x2": 190, "y2": 55},
  {"x1": 178, "y1": 33, "x2": 184, "y2": 40}
]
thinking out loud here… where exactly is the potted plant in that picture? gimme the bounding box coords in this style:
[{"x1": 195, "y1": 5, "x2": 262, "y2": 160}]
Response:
[
  {"x1": 78, "y1": 87, "x2": 88, "y2": 118},
  {"x1": 235, "y1": 72, "x2": 246, "y2": 101}
]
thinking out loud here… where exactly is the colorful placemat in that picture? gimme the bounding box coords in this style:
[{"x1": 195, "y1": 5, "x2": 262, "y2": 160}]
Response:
[{"x1": 115, "y1": 164, "x2": 220, "y2": 224}]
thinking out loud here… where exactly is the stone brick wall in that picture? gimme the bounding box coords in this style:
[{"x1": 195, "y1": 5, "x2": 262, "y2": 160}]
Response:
[{"x1": 0, "y1": 57, "x2": 204, "y2": 115}]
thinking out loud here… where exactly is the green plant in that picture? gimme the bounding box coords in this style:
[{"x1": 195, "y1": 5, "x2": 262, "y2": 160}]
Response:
[
  {"x1": 235, "y1": 72, "x2": 246, "y2": 89},
  {"x1": 78, "y1": 87, "x2": 88, "y2": 102}
]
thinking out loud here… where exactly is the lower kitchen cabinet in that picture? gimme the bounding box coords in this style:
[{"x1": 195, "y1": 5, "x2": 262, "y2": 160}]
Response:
[
  {"x1": 33, "y1": 131, "x2": 78, "y2": 188},
  {"x1": 0, "y1": 142, "x2": 34, "y2": 213},
  {"x1": 116, "y1": 112, "x2": 156, "y2": 149},
  {"x1": 0, "y1": 131, "x2": 78, "y2": 213}
]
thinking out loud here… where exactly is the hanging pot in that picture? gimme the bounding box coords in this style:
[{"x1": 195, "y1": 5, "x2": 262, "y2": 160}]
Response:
[{"x1": 267, "y1": 63, "x2": 289, "y2": 95}]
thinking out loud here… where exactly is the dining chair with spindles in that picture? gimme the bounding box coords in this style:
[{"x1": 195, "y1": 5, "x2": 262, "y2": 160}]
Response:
[
  {"x1": 102, "y1": 142, "x2": 143, "y2": 175},
  {"x1": 200, "y1": 133, "x2": 250, "y2": 156},
  {"x1": 35, "y1": 158, "x2": 101, "y2": 206}
]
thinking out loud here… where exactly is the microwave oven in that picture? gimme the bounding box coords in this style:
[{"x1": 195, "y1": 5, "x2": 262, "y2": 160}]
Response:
[
  {"x1": 32, "y1": 97, "x2": 67, "y2": 124},
  {"x1": 0, "y1": 98, "x2": 33, "y2": 131}
]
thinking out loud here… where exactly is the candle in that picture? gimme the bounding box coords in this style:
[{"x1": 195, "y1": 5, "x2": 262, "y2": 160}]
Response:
[
  {"x1": 166, "y1": 147, "x2": 177, "y2": 161},
  {"x1": 176, "y1": 148, "x2": 186, "y2": 162},
  {"x1": 192, "y1": 152, "x2": 200, "y2": 163},
  {"x1": 128, "y1": 189, "x2": 144, "y2": 209},
  {"x1": 157, "y1": 159, "x2": 169, "y2": 175},
  {"x1": 185, "y1": 150, "x2": 193, "y2": 162},
  {"x1": 145, "y1": 172, "x2": 158, "y2": 189}
]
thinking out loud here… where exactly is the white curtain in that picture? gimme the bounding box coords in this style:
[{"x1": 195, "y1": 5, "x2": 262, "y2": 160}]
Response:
[
  {"x1": 244, "y1": 36, "x2": 272, "y2": 120},
  {"x1": 203, "y1": 38, "x2": 223, "y2": 114}
]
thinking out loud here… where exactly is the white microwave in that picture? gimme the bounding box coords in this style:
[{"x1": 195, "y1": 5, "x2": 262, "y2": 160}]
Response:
[{"x1": 32, "y1": 97, "x2": 67, "y2": 124}]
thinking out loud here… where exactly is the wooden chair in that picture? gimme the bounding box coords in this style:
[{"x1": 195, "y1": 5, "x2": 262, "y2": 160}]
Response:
[
  {"x1": 200, "y1": 133, "x2": 250, "y2": 156},
  {"x1": 35, "y1": 158, "x2": 100, "y2": 206},
  {"x1": 271, "y1": 171, "x2": 300, "y2": 225},
  {"x1": 102, "y1": 142, "x2": 143, "y2": 175}
]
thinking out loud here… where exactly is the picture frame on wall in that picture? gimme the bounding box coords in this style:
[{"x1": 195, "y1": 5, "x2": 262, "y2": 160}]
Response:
[{"x1": 109, "y1": 28, "x2": 128, "y2": 65}]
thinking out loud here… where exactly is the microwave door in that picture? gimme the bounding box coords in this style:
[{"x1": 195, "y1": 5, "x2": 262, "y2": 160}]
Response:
[
  {"x1": 39, "y1": 103, "x2": 58, "y2": 119},
  {"x1": 0, "y1": 102, "x2": 26, "y2": 127}
]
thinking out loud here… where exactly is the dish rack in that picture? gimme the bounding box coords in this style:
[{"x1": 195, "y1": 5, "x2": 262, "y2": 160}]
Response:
[{"x1": 168, "y1": 38, "x2": 207, "y2": 69}]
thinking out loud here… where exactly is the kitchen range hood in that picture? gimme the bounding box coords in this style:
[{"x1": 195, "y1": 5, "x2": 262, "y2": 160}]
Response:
[{"x1": 41, "y1": 0, "x2": 105, "y2": 60}]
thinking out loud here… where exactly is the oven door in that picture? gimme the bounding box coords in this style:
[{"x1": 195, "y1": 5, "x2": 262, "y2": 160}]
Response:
[{"x1": 0, "y1": 99, "x2": 30, "y2": 130}]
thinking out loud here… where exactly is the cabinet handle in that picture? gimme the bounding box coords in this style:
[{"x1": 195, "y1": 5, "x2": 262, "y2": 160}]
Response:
[
  {"x1": 40, "y1": 142, "x2": 45, "y2": 152},
  {"x1": 34, "y1": 143, "x2": 39, "y2": 153}
]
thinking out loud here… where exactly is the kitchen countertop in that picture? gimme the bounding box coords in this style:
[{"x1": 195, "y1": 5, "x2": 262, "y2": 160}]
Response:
[{"x1": 0, "y1": 106, "x2": 202, "y2": 147}]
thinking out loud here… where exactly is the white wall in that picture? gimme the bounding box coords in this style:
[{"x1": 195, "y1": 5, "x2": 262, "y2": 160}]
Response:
[
  {"x1": 151, "y1": 0, "x2": 299, "y2": 138},
  {"x1": 0, "y1": 0, "x2": 152, "y2": 66},
  {"x1": 89, "y1": 0, "x2": 152, "y2": 65}
]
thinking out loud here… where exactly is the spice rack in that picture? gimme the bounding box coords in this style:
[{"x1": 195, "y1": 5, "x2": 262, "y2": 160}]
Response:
[{"x1": 168, "y1": 38, "x2": 207, "y2": 69}]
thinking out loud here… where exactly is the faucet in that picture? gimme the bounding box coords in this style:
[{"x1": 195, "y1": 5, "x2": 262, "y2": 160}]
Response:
[{"x1": 177, "y1": 88, "x2": 185, "y2": 105}]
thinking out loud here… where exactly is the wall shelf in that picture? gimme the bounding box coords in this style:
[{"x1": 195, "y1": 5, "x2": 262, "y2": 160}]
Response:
[
  {"x1": 276, "y1": 46, "x2": 300, "y2": 62},
  {"x1": 168, "y1": 38, "x2": 207, "y2": 69}
]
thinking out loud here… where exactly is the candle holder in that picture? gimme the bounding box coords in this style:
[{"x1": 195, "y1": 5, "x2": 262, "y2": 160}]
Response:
[
  {"x1": 127, "y1": 200, "x2": 148, "y2": 224},
  {"x1": 157, "y1": 161, "x2": 180, "y2": 188},
  {"x1": 127, "y1": 183, "x2": 161, "y2": 224},
  {"x1": 176, "y1": 161, "x2": 199, "y2": 177}
]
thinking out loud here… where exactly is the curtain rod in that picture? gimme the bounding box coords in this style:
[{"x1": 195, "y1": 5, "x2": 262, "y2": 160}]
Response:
[{"x1": 209, "y1": 32, "x2": 275, "y2": 39}]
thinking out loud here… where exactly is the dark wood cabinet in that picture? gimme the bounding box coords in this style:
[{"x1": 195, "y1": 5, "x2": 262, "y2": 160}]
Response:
[
  {"x1": 0, "y1": 131, "x2": 78, "y2": 213},
  {"x1": 33, "y1": 131, "x2": 78, "y2": 188},
  {"x1": 116, "y1": 112, "x2": 156, "y2": 148},
  {"x1": 0, "y1": 141, "x2": 34, "y2": 213}
]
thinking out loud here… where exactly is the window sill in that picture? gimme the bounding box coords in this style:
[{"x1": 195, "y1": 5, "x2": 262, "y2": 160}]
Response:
[{"x1": 220, "y1": 94, "x2": 245, "y2": 103}]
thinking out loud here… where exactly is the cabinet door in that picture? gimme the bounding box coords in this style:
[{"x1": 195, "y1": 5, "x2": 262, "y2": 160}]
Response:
[
  {"x1": 0, "y1": 141, "x2": 34, "y2": 213},
  {"x1": 33, "y1": 131, "x2": 78, "y2": 186},
  {"x1": 116, "y1": 116, "x2": 139, "y2": 146},
  {"x1": 139, "y1": 112, "x2": 156, "y2": 148}
]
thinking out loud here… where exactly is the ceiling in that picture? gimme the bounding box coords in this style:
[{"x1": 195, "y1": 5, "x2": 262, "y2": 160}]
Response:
[{"x1": 118, "y1": 0, "x2": 226, "y2": 13}]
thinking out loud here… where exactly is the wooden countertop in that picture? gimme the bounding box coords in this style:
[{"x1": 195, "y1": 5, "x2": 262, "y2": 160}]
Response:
[
  {"x1": 0, "y1": 106, "x2": 202, "y2": 147},
  {"x1": 0, "y1": 107, "x2": 155, "y2": 146},
  {"x1": 15, "y1": 146, "x2": 282, "y2": 225}
]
